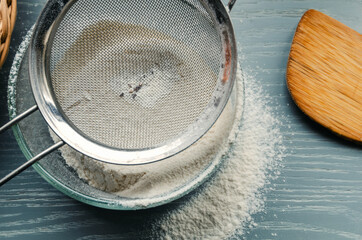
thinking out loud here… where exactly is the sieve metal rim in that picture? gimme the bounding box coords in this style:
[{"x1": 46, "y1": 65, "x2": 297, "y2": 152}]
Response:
[{"x1": 28, "y1": 0, "x2": 237, "y2": 165}]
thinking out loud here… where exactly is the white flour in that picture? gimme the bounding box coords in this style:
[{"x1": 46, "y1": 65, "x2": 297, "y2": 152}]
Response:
[
  {"x1": 152, "y1": 66, "x2": 286, "y2": 239},
  {"x1": 50, "y1": 70, "x2": 241, "y2": 199},
  {"x1": 10, "y1": 27, "x2": 285, "y2": 239},
  {"x1": 51, "y1": 21, "x2": 218, "y2": 150},
  {"x1": 49, "y1": 23, "x2": 242, "y2": 200}
]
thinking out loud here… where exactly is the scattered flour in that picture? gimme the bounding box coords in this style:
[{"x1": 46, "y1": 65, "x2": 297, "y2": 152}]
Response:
[
  {"x1": 8, "y1": 27, "x2": 34, "y2": 119},
  {"x1": 152, "y1": 66, "x2": 286, "y2": 239}
]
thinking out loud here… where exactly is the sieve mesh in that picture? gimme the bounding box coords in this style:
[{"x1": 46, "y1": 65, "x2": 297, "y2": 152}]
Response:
[{"x1": 49, "y1": 0, "x2": 222, "y2": 149}]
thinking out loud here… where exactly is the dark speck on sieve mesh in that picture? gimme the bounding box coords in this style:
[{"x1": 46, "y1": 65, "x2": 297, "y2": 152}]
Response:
[{"x1": 134, "y1": 85, "x2": 142, "y2": 92}]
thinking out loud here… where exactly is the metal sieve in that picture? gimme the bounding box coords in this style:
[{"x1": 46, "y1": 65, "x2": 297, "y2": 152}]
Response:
[{"x1": 0, "y1": 0, "x2": 237, "y2": 185}]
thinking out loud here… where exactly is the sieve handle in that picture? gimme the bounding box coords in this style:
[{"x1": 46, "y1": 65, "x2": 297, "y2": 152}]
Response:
[
  {"x1": 0, "y1": 141, "x2": 65, "y2": 186},
  {"x1": 0, "y1": 105, "x2": 38, "y2": 134},
  {"x1": 227, "y1": 0, "x2": 237, "y2": 12}
]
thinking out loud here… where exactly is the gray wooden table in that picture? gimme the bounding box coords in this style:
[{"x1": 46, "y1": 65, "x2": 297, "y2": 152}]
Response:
[{"x1": 0, "y1": 0, "x2": 361, "y2": 239}]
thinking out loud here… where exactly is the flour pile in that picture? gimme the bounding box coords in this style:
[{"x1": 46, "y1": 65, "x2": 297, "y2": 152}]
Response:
[{"x1": 153, "y1": 66, "x2": 285, "y2": 239}]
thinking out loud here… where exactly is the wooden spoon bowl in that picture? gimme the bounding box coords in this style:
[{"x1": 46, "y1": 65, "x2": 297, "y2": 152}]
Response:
[{"x1": 287, "y1": 9, "x2": 362, "y2": 143}]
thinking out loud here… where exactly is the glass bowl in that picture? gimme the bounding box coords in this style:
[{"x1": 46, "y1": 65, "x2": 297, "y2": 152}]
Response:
[{"x1": 7, "y1": 32, "x2": 243, "y2": 210}]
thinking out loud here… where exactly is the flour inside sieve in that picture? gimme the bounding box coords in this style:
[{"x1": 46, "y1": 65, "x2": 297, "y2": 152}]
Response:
[{"x1": 50, "y1": 21, "x2": 218, "y2": 149}]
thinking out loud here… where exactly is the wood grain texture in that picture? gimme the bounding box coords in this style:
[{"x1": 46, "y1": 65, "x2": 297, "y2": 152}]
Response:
[
  {"x1": 287, "y1": 9, "x2": 362, "y2": 142},
  {"x1": 0, "y1": 0, "x2": 17, "y2": 68}
]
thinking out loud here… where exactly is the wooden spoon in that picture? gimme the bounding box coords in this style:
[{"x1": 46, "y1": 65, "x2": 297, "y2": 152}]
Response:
[{"x1": 287, "y1": 9, "x2": 362, "y2": 143}]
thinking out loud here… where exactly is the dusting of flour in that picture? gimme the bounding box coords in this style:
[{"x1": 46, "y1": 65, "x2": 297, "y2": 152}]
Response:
[{"x1": 152, "y1": 66, "x2": 286, "y2": 239}]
